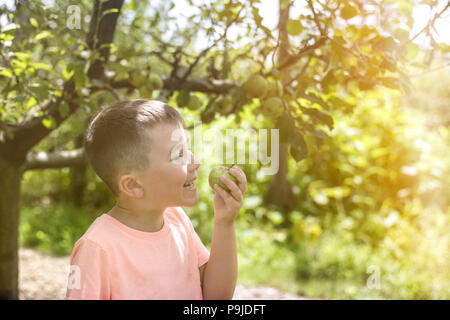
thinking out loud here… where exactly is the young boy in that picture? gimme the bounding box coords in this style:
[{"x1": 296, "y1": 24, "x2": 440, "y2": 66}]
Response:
[{"x1": 65, "y1": 99, "x2": 247, "y2": 300}]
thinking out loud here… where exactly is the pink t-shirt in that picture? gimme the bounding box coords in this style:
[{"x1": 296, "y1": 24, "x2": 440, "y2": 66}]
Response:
[{"x1": 65, "y1": 207, "x2": 209, "y2": 300}]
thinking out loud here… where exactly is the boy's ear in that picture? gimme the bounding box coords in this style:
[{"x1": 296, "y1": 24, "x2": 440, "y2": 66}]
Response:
[{"x1": 117, "y1": 173, "x2": 144, "y2": 198}]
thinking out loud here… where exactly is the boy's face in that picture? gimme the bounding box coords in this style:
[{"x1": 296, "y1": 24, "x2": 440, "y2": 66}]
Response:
[{"x1": 130, "y1": 122, "x2": 200, "y2": 208}]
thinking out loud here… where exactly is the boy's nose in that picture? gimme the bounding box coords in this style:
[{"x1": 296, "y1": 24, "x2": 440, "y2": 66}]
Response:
[{"x1": 188, "y1": 151, "x2": 201, "y2": 170}]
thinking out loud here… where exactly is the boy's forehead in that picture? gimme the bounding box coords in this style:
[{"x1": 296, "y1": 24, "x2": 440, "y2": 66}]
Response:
[{"x1": 146, "y1": 123, "x2": 187, "y2": 150}]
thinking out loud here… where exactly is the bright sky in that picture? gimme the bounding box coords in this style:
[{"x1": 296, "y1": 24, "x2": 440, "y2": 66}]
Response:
[
  {"x1": 1, "y1": 0, "x2": 449, "y2": 49},
  {"x1": 169, "y1": 0, "x2": 450, "y2": 50}
]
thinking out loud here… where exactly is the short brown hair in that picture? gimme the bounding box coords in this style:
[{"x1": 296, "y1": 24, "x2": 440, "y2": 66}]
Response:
[{"x1": 84, "y1": 99, "x2": 185, "y2": 196}]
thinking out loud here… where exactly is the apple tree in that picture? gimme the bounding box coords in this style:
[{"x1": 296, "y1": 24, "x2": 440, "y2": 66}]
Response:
[{"x1": 0, "y1": 0, "x2": 448, "y2": 299}]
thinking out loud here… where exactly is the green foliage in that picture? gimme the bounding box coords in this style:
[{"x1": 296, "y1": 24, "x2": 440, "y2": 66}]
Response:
[
  {"x1": 19, "y1": 203, "x2": 97, "y2": 256},
  {"x1": 7, "y1": 0, "x2": 449, "y2": 300}
]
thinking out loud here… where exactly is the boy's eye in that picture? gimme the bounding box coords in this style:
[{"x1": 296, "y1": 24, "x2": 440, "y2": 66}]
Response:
[{"x1": 171, "y1": 143, "x2": 192, "y2": 162}]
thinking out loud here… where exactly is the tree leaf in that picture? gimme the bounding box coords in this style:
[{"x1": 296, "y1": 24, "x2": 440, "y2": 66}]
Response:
[
  {"x1": 41, "y1": 117, "x2": 55, "y2": 129},
  {"x1": 287, "y1": 19, "x2": 303, "y2": 36},
  {"x1": 301, "y1": 107, "x2": 334, "y2": 130},
  {"x1": 297, "y1": 90, "x2": 331, "y2": 111},
  {"x1": 62, "y1": 64, "x2": 74, "y2": 81},
  {"x1": 0, "y1": 68, "x2": 13, "y2": 78},
  {"x1": 29, "y1": 17, "x2": 39, "y2": 28},
  {"x1": 102, "y1": 8, "x2": 120, "y2": 18},
  {"x1": 289, "y1": 130, "x2": 308, "y2": 162}
]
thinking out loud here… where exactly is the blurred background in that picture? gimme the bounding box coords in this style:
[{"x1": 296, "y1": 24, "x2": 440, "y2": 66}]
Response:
[{"x1": 0, "y1": 0, "x2": 449, "y2": 299}]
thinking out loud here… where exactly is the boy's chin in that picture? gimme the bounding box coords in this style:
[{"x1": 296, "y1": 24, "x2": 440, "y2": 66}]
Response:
[{"x1": 181, "y1": 195, "x2": 199, "y2": 207}]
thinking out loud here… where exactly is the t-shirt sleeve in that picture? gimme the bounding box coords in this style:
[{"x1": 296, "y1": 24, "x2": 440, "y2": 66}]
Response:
[
  {"x1": 175, "y1": 207, "x2": 210, "y2": 267},
  {"x1": 65, "y1": 238, "x2": 111, "y2": 300}
]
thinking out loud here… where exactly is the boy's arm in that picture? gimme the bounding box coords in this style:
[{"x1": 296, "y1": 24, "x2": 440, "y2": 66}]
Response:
[
  {"x1": 201, "y1": 166, "x2": 246, "y2": 300},
  {"x1": 201, "y1": 220, "x2": 237, "y2": 299}
]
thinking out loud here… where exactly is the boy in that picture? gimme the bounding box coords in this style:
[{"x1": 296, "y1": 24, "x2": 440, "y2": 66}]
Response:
[{"x1": 65, "y1": 99, "x2": 247, "y2": 300}]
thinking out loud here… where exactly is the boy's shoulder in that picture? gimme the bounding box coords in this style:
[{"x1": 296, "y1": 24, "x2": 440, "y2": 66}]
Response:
[{"x1": 73, "y1": 213, "x2": 114, "y2": 248}]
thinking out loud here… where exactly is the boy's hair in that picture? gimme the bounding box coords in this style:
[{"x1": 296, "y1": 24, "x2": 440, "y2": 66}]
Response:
[{"x1": 84, "y1": 99, "x2": 185, "y2": 196}]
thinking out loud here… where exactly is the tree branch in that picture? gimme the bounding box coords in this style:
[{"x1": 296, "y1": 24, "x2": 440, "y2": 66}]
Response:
[
  {"x1": 408, "y1": 1, "x2": 449, "y2": 44},
  {"x1": 307, "y1": 0, "x2": 325, "y2": 37},
  {"x1": 1, "y1": 0, "x2": 124, "y2": 160},
  {"x1": 109, "y1": 75, "x2": 238, "y2": 94},
  {"x1": 23, "y1": 148, "x2": 86, "y2": 171},
  {"x1": 275, "y1": 36, "x2": 328, "y2": 72}
]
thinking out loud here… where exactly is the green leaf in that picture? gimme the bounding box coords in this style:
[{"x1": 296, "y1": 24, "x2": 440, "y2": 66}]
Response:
[
  {"x1": 73, "y1": 62, "x2": 86, "y2": 89},
  {"x1": 30, "y1": 62, "x2": 52, "y2": 72},
  {"x1": 311, "y1": 128, "x2": 328, "y2": 140},
  {"x1": 41, "y1": 117, "x2": 55, "y2": 129},
  {"x1": 297, "y1": 90, "x2": 331, "y2": 111},
  {"x1": 340, "y1": 3, "x2": 358, "y2": 20},
  {"x1": 14, "y1": 52, "x2": 31, "y2": 62},
  {"x1": 29, "y1": 17, "x2": 39, "y2": 28},
  {"x1": 0, "y1": 68, "x2": 13, "y2": 78},
  {"x1": 58, "y1": 102, "x2": 69, "y2": 118},
  {"x1": 286, "y1": 19, "x2": 303, "y2": 36},
  {"x1": 26, "y1": 96, "x2": 37, "y2": 109},
  {"x1": 102, "y1": 8, "x2": 120, "y2": 17},
  {"x1": 29, "y1": 84, "x2": 49, "y2": 101},
  {"x1": 34, "y1": 31, "x2": 53, "y2": 42},
  {"x1": 321, "y1": 69, "x2": 336, "y2": 90},
  {"x1": 280, "y1": 0, "x2": 290, "y2": 9},
  {"x1": 201, "y1": 98, "x2": 218, "y2": 124},
  {"x1": 289, "y1": 130, "x2": 308, "y2": 162},
  {"x1": 62, "y1": 64, "x2": 74, "y2": 81},
  {"x1": 302, "y1": 107, "x2": 334, "y2": 130}
]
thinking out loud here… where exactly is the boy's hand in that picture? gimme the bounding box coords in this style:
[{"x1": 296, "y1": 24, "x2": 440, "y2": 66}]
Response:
[{"x1": 213, "y1": 165, "x2": 247, "y2": 224}]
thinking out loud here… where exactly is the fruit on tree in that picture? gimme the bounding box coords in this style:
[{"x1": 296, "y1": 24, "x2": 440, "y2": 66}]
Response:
[
  {"x1": 261, "y1": 97, "x2": 283, "y2": 118},
  {"x1": 188, "y1": 95, "x2": 203, "y2": 110},
  {"x1": 176, "y1": 89, "x2": 191, "y2": 107},
  {"x1": 149, "y1": 74, "x2": 163, "y2": 90},
  {"x1": 208, "y1": 166, "x2": 238, "y2": 193},
  {"x1": 243, "y1": 75, "x2": 268, "y2": 99},
  {"x1": 215, "y1": 96, "x2": 234, "y2": 114},
  {"x1": 131, "y1": 71, "x2": 146, "y2": 87}
]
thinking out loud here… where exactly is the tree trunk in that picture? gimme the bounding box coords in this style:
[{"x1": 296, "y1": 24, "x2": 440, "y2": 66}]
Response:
[
  {"x1": 0, "y1": 158, "x2": 23, "y2": 299},
  {"x1": 0, "y1": 0, "x2": 124, "y2": 299},
  {"x1": 264, "y1": 0, "x2": 296, "y2": 211},
  {"x1": 69, "y1": 135, "x2": 87, "y2": 206},
  {"x1": 264, "y1": 143, "x2": 296, "y2": 211}
]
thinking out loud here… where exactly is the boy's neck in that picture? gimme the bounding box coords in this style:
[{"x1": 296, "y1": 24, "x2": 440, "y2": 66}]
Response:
[{"x1": 108, "y1": 202, "x2": 166, "y2": 233}]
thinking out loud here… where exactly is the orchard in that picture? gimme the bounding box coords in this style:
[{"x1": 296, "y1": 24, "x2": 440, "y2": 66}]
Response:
[{"x1": 0, "y1": 0, "x2": 449, "y2": 299}]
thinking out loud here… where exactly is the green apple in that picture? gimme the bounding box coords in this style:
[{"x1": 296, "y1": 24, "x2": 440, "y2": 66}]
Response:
[
  {"x1": 261, "y1": 97, "x2": 283, "y2": 119},
  {"x1": 149, "y1": 74, "x2": 163, "y2": 90},
  {"x1": 188, "y1": 95, "x2": 203, "y2": 110},
  {"x1": 176, "y1": 89, "x2": 190, "y2": 107},
  {"x1": 208, "y1": 166, "x2": 238, "y2": 193},
  {"x1": 131, "y1": 71, "x2": 146, "y2": 87},
  {"x1": 243, "y1": 75, "x2": 268, "y2": 99},
  {"x1": 216, "y1": 96, "x2": 234, "y2": 114}
]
